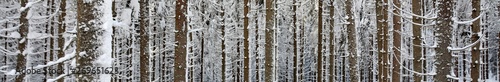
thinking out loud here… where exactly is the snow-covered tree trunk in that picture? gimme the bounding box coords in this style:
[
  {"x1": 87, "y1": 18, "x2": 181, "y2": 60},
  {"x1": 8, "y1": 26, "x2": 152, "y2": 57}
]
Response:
[
  {"x1": 351, "y1": 0, "x2": 378, "y2": 81},
  {"x1": 63, "y1": 0, "x2": 78, "y2": 81},
  {"x1": 275, "y1": 0, "x2": 295, "y2": 81},
  {"x1": 186, "y1": 0, "x2": 204, "y2": 81},
  {"x1": 390, "y1": 0, "x2": 402, "y2": 81},
  {"x1": 53, "y1": 0, "x2": 67, "y2": 81},
  {"x1": 332, "y1": 0, "x2": 350, "y2": 81},
  {"x1": 111, "y1": 0, "x2": 139, "y2": 81},
  {"x1": 137, "y1": 0, "x2": 150, "y2": 81},
  {"x1": 398, "y1": 0, "x2": 414, "y2": 81},
  {"x1": 0, "y1": 0, "x2": 21, "y2": 81},
  {"x1": 16, "y1": 0, "x2": 28, "y2": 81},
  {"x1": 412, "y1": 0, "x2": 423, "y2": 81},
  {"x1": 75, "y1": 0, "x2": 113, "y2": 81},
  {"x1": 247, "y1": 0, "x2": 266, "y2": 81},
  {"x1": 295, "y1": 0, "x2": 318, "y2": 81},
  {"x1": 448, "y1": 0, "x2": 474, "y2": 81},
  {"x1": 201, "y1": 0, "x2": 224, "y2": 81},
  {"x1": 318, "y1": 0, "x2": 333, "y2": 81},
  {"x1": 421, "y1": 0, "x2": 437, "y2": 81},
  {"x1": 222, "y1": 0, "x2": 245, "y2": 81},
  {"x1": 470, "y1": 0, "x2": 481, "y2": 81},
  {"x1": 479, "y1": 0, "x2": 499, "y2": 81},
  {"x1": 25, "y1": 0, "x2": 54, "y2": 81}
]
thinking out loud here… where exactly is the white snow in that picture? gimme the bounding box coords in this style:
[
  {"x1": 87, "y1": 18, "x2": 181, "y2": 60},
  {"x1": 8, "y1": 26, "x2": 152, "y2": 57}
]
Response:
[
  {"x1": 33, "y1": 51, "x2": 76, "y2": 69},
  {"x1": 96, "y1": 0, "x2": 113, "y2": 81},
  {"x1": 451, "y1": 13, "x2": 483, "y2": 24},
  {"x1": 46, "y1": 74, "x2": 69, "y2": 82},
  {"x1": 0, "y1": 25, "x2": 20, "y2": 33},
  {"x1": 447, "y1": 33, "x2": 483, "y2": 51},
  {"x1": 27, "y1": 32, "x2": 53, "y2": 39},
  {"x1": 19, "y1": 0, "x2": 42, "y2": 12},
  {"x1": 8, "y1": 32, "x2": 21, "y2": 38}
]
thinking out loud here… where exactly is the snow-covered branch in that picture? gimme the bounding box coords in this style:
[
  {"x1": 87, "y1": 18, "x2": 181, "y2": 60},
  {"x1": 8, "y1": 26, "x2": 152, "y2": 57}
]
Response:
[
  {"x1": 32, "y1": 51, "x2": 76, "y2": 69},
  {"x1": 0, "y1": 25, "x2": 20, "y2": 33},
  {"x1": 451, "y1": 12, "x2": 484, "y2": 24},
  {"x1": 447, "y1": 33, "x2": 484, "y2": 51},
  {"x1": 46, "y1": 73, "x2": 69, "y2": 82},
  {"x1": 392, "y1": 47, "x2": 437, "y2": 76},
  {"x1": 19, "y1": 0, "x2": 43, "y2": 12},
  {"x1": 389, "y1": 1, "x2": 438, "y2": 19}
]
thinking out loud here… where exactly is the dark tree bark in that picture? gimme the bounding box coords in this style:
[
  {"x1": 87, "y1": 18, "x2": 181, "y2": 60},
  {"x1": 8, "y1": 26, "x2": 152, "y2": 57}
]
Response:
[
  {"x1": 56, "y1": 0, "x2": 67, "y2": 82},
  {"x1": 435, "y1": 0, "x2": 453, "y2": 81},
  {"x1": 471, "y1": 0, "x2": 481, "y2": 82},
  {"x1": 413, "y1": 0, "x2": 423, "y2": 81},
  {"x1": 15, "y1": 0, "x2": 29, "y2": 81},
  {"x1": 243, "y1": 0, "x2": 250, "y2": 81},
  {"x1": 346, "y1": 0, "x2": 357, "y2": 81},
  {"x1": 317, "y1": 1, "x2": 323, "y2": 82},
  {"x1": 376, "y1": 0, "x2": 389, "y2": 81},
  {"x1": 76, "y1": 0, "x2": 106, "y2": 81},
  {"x1": 139, "y1": 0, "x2": 150, "y2": 81},
  {"x1": 265, "y1": 0, "x2": 275, "y2": 81},
  {"x1": 392, "y1": 0, "x2": 401, "y2": 81},
  {"x1": 174, "y1": 0, "x2": 187, "y2": 81}
]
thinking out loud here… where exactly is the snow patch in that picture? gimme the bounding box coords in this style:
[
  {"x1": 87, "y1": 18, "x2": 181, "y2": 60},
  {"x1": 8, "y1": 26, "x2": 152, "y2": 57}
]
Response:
[
  {"x1": 33, "y1": 52, "x2": 76, "y2": 69},
  {"x1": 27, "y1": 32, "x2": 53, "y2": 39},
  {"x1": 9, "y1": 32, "x2": 21, "y2": 38},
  {"x1": 19, "y1": 0, "x2": 42, "y2": 12}
]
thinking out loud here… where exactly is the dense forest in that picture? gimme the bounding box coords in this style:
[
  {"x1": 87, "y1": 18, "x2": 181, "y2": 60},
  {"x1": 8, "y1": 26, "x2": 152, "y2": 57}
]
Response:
[{"x1": 0, "y1": 0, "x2": 499, "y2": 82}]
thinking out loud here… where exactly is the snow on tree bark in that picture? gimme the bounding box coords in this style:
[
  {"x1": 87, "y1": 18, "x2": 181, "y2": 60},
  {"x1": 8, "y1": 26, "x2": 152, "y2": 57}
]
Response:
[
  {"x1": 16, "y1": 0, "x2": 28, "y2": 81},
  {"x1": 448, "y1": 0, "x2": 474, "y2": 81},
  {"x1": 0, "y1": 0, "x2": 21, "y2": 81},
  {"x1": 295, "y1": 0, "x2": 319, "y2": 81},
  {"x1": 76, "y1": 0, "x2": 113, "y2": 81},
  {"x1": 221, "y1": 0, "x2": 245, "y2": 81},
  {"x1": 111, "y1": 0, "x2": 140, "y2": 81},
  {"x1": 186, "y1": 0, "x2": 204, "y2": 81},
  {"x1": 480, "y1": 0, "x2": 499, "y2": 81},
  {"x1": 275, "y1": 0, "x2": 295, "y2": 81},
  {"x1": 332, "y1": 0, "x2": 350, "y2": 81},
  {"x1": 318, "y1": 0, "x2": 333, "y2": 81},
  {"x1": 399, "y1": 0, "x2": 414, "y2": 81},
  {"x1": 202, "y1": 0, "x2": 224, "y2": 81},
  {"x1": 376, "y1": 0, "x2": 389, "y2": 81},
  {"x1": 351, "y1": 0, "x2": 378, "y2": 81},
  {"x1": 247, "y1": 0, "x2": 266, "y2": 81},
  {"x1": 421, "y1": 0, "x2": 437, "y2": 81},
  {"x1": 25, "y1": 0, "x2": 55, "y2": 81}
]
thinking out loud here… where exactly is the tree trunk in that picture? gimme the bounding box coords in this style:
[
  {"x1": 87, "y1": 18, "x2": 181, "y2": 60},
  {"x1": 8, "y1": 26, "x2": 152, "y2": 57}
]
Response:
[
  {"x1": 346, "y1": 0, "x2": 357, "y2": 81},
  {"x1": 76, "y1": 0, "x2": 111, "y2": 81},
  {"x1": 376, "y1": 0, "x2": 388, "y2": 81},
  {"x1": 16, "y1": 0, "x2": 28, "y2": 81},
  {"x1": 412, "y1": 0, "x2": 423, "y2": 81},
  {"x1": 139, "y1": 0, "x2": 149, "y2": 81},
  {"x1": 243, "y1": 0, "x2": 250, "y2": 81},
  {"x1": 392, "y1": 0, "x2": 402, "y2": 81},
  {"x1": 265, "y1": 0, "x2": 274, "y2": 81},
  {"x1": 174, "y1": 0, "x2": 187, "y2": 81},
  {"x1": 435, "y1": 0, "x2": 452, "y2": 81}
]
